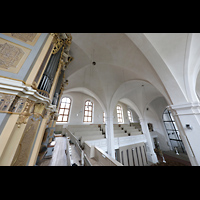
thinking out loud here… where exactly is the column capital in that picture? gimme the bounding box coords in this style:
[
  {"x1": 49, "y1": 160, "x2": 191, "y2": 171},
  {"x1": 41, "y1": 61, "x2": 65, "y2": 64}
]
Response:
[
  {"x1": 139, "y1": 117, "x2": 144, "y2": 122},
  {"x1": 167, "y1": 102, "x2": 200, "y2": 116}
]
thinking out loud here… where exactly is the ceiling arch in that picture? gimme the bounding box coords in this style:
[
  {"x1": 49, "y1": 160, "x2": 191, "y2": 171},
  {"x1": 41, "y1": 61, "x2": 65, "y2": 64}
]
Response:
[
  {"x1": 109, "y1": 79, "x2": 167, "y2": 117},
  {"x1": 125, "y1": 33, "x2": 188, "y2": 105},
  {"x1": 119, "y1": 98, "x2": 142, "y2": 119},
  {"x1": 65, "y1": 33, "x2": 200, "y2": 108},
  {"x1": 63, "y1": 87, "x2": 106, "y2": 114}
]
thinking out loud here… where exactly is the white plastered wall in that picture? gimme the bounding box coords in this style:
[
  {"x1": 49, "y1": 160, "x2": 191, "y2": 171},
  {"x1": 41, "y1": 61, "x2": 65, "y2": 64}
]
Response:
[{"x1": 56, "y1": 92, "x2": 104, "y2": 126}]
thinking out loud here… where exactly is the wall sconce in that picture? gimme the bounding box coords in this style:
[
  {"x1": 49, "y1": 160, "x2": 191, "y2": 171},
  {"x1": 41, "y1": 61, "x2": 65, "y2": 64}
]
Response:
[{"x1": 186, "y1": 124, "x2": 192, "y2": 130}]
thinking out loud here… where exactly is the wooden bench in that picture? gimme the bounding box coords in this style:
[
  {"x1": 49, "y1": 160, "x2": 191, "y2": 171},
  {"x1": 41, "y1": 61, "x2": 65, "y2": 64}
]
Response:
[
  {"x1": 74, "y1": 131, "x2": 103, "y2": 140},
  {"x1": 114, "y1": 133, "x2": 128, "y2": 137},
  {"x1": 80, "y1": 135, "x2": 105, "y2": 146},
  {"x1": 130, "y1": 131, "x2": 142, "y2": 136},
  {"x1": 114, "y1": 130, "x2": 125, "y2": 134},
  {"x1": 74, "y1": 131, "x2": 102, "y2": 136},
  {"x1": 68, "y1": 124, "x2": 99, "y2": 129},
  {"x1": 68, "y1": 127, "x2": 100, "y2": 133}
]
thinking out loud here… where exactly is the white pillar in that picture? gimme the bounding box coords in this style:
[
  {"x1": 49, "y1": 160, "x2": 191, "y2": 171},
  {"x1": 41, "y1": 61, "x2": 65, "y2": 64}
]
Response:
[
  {"x1": 139, "y1": 118, "x2": 158, "y2": 164},
  {"x1": 105, "y1": 115, "x2": 115, "y2": 159},
  {"x1": 168, "y1": 102, "x2": 200, "y2": 166}
]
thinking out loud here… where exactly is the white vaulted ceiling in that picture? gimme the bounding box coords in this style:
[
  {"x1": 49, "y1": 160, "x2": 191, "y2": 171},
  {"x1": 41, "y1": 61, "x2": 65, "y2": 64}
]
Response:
[{"x1": 64, "y1": 33, "x2": 200, "y2": 113}]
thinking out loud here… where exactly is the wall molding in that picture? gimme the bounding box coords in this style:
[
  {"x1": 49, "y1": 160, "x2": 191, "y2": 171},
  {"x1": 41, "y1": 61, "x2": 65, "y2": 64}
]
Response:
[{"x1": 0, "y1": 76, "x2": 56, "y2": 115}]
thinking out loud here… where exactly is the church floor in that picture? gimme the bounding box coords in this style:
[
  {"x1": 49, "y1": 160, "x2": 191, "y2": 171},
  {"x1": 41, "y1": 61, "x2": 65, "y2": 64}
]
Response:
[
  {"x1": 152, "y1": 151, "x2": 191, "y2": 166},
  {"x1": 38, "y1": 137, "x2": 192, "y2": 166},
  {"x1": 39, "y1": 137, "x2": 68, "y2": 166},
  {"x1": 38, "y1": 136, "x2": 81, "y2": 166}
]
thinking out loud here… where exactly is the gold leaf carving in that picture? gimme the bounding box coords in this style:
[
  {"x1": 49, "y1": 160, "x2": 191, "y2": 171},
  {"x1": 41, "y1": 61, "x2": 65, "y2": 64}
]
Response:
[{"x1": 16, "y1": 99, "x2": 34, "y2": 128}]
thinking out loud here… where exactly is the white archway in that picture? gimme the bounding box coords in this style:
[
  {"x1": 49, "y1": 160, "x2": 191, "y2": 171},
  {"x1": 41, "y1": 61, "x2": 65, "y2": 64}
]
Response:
[
  {"x1": 119, "y1": 98, "x2": 142, "y2": 120},
  {"x1": 125, "y1": 33, "x2": 188, "y2": 105},
  {"x1": 63, "y1": 87, "x2": 107, "y2": 115},
  {"x1": 109, "y1": 79, "x2": 169, "y2": 116}
]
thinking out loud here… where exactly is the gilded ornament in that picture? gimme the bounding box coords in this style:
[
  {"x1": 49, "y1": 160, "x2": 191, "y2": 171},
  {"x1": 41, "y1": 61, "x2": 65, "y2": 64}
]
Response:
[
  {"x1": 16, "y1": 99, "x2": 34, "y2": 128},
  {"x1": 65, "y1": 35, "x2": 72, "y2": 46},
  {"x1": 52, "y1": 35, "x2": 64, "y2": 55},
  {"x1": 33, "y1": 103, "x2": 45, "y2": 119}
]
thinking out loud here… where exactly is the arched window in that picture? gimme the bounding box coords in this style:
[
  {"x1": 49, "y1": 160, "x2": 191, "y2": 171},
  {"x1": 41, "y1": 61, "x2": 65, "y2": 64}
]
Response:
[
  {"x1": 83, "y1": 100, "x2": 93, "y2": 122},
  {"x1": 116, "y1": 105, "x2": 123, "y2": 123},
  {"x1": 127, "y1": 110, "x2": 133, "y2": 122},
  {"x1": 103, "y1": 112, "x2": 106, "y2": 124},
  {"x1": 57, "y1": 97, "x2": 71, "y2": 122},
  {"x1": 163, "y1": 108, "x2": 186, "y2": 153}
]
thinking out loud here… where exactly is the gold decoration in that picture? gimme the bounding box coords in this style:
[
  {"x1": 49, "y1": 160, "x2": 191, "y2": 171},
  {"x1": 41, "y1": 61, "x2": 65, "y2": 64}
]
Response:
[
  {"x1": 50, "y1": 33, "x2": 56, "y2": 37},
  {"x1": 52, "y1": 34, "x2": 64, "y2": 55},
  {"x1": 32, "y1": 81, "x2": 37, "y2": 90},
  {"x1": 33, "y1": 103, "x2": 45, "y2": 119},
  {"x1": 65, "y1": 34, "x2": 72, "y2": 46},
  {"x1": 68, "y1": 56, "x2": 74, "y2": 64},
  {"x1": 37, "y1": 88, "x2": 49, "y2": 98},
  {"x1": 16, "y1": 99, "x2": 34, "y2": 128}
]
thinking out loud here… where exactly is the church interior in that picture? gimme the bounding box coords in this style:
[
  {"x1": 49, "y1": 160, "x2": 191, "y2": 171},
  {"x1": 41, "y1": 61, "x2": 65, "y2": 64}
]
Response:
[{"x1": 0, "y1": 33, "x2": 200, "y2": 166}]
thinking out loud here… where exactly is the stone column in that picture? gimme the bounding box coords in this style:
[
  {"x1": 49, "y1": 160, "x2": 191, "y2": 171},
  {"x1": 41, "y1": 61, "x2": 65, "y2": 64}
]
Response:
[{"x1": 139, "y1": 118, "x2": 158, "y2": 164}]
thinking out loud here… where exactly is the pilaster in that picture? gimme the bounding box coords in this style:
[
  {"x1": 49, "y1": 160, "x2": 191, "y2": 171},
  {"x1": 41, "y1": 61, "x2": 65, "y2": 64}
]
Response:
[{"x1": 139, "y1": 118, "x2": 158, "y2": 164}]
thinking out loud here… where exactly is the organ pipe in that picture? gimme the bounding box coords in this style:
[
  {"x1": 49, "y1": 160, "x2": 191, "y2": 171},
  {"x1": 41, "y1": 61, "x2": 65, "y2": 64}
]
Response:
[{"x1": 38, "y1": 46, "x2": 63, "y2": 94}]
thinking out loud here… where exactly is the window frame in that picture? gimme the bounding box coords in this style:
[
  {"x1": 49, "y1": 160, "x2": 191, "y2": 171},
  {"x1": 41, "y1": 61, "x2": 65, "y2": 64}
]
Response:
[
  {"x1": 116, "y1": 104, "x2": 123, "y2": 124},
  {"x1": 57, "y1": 97, "x2": 72, "y2": 122},
  {"x1": 103, "y1": 112, "x2": 106, "y2": 124},
  {"x1": 162, "y1": 108, "x2": 186, "y2": 153},
  {"x1": 83, "y1": 100, "x2": 93, "y2": 123},
  {"x1": 127, "y1": 109, "x2": 133, "y2": 122}
]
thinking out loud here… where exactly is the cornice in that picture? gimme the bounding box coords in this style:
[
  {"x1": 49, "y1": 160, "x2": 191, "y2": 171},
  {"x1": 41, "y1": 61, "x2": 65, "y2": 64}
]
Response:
[{"x1": 0, "y1": 76, "x2": 51, "y2": 106}]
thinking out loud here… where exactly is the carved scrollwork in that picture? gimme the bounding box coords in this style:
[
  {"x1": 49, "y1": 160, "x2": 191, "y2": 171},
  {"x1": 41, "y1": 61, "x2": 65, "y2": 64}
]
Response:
[
  {"x1": 33, "y1": 103, "x2": 45, "y2": 119},
  {"x1": 16, "y1": 99, "x2": 34, "y2": 128},
  {"x1": 52, "y1": 34, "x2": 64, "y2": 55},
  {"x1": 65, "y1": 34, "x2": 72, "y2": 46}
]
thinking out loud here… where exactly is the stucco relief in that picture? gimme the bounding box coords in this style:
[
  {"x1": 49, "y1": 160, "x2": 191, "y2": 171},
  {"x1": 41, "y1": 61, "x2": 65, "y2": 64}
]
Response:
[
  {"x1": 3, "y1": 33, "x2": 41, "y2": 46},
  {"x1": 0, "y1": 43, "x2": 24, "y2": 69},
  {"x1": 0, "y1": 38, "x2": 31, "y2": 73},
  {"x1": 11, "y1": 33, "x2": 37, "y2": 43}
]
